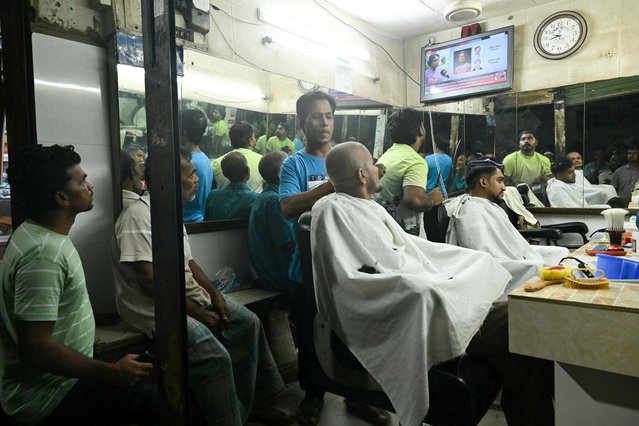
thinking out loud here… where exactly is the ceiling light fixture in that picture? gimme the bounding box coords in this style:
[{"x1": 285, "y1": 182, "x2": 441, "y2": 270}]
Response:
[
  {"x1": 444, "y1": 1, "x2": 482, "y2": 22},
  {"x1": 257, "y1": 7, "x2": 370, "y2": 62}
]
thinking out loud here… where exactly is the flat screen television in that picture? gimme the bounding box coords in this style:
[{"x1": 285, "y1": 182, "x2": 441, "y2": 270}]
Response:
[{"x1": 420, "y1": 26, "x2": 514, "y2": 104}]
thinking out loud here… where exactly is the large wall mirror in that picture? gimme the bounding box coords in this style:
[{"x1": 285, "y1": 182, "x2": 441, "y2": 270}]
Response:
[
  {"x1": 115, "y1": 40, "x2": 390, "y2": 230},
  {"x1": 418, "y1": 75, "x2": 639, "y2": 210}
]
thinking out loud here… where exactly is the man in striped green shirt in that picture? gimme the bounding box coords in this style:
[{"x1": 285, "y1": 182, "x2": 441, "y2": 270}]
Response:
[{"x1": 0, "y1": 145, "x2": 157, "y2": 425}]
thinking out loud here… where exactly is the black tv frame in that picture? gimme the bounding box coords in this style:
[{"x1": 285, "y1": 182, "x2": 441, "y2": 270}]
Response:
[{"x1": 420, "y1": 26, "x2": 514, "y2": 104}]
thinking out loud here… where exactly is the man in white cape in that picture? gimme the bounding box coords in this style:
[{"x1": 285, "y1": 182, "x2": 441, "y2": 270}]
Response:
[
  {"x1": 567, "y1": 151, "x2": 617, "y2": 205},
  {"x1": 547, "y1": 156, "x2": 612, "y2": 208},
  {"x1": 312, "y1": 143, "x2": 553, "y2": 426},
  {"x1": 446, "y1": 157, "x2": 570, "y2": 300}
]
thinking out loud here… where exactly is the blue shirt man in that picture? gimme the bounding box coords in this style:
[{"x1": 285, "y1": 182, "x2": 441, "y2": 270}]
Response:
[
  {"x1": 279, "y1": 150, "x2": 331, "y2": 283},
  {"x1": 425, "y1": 152, "x2": 452, "y2": 195},
  {"x1": 183, "y1": 151, "x2": 213, "y2": 222},
  {"x1": 180, "y1": 109, "x2": 213, "y2": 222},
  {"x1": 248, "y1": 152, "x2": 295, "y2": 293}
]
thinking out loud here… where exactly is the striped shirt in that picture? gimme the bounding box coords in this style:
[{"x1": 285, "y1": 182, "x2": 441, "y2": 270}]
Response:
[{"x1": 0, "y1": 222, "x2": 95, "y2": 424}]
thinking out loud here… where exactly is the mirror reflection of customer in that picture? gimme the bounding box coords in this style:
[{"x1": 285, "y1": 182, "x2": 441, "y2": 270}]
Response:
[
  {"x1": 449, "y1": 154, "x2": 468, "y2": 193},
  {"x1": 181, "y1": 109, "x2": 214, "y2": 223},
  {"x1": 424, "y1": 53, "x2": 449, "y2": 84},
  {"x1": 209, "y1": 106, "x2": 231, "y2": 157},
  {"x1": 502, "y1": 131, "x2": 551, "y2": 186},
  {"x1": 424, "y1": 133, "x2": 452, "y2": 195},
  {"x1": 567, "y1": 151, "x2": 617, "y2": 205},
  {"x1": 611, "y1": 141, "x2": 639, "y2": 199},
  {"x1": 212, "y1": 123, "x2": 264, "y2": 193},
  {"x1": 546, "y1": 157, "x2": 610, "y2": 208},
  {"x1": 453, "y1": 50, "x2": 471, "y2": 74},
  {"x1": 265, "y1": 122, "x2": 296, "y2": 154}
]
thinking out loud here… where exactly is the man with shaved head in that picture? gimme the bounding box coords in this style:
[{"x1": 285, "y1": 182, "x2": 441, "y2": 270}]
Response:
[{"x1": 314, "y1": 142, "x2": 553, "y2": 426}]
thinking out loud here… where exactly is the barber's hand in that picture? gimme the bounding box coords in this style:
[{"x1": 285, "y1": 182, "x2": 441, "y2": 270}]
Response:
[
  {"x1": 211, "y1": 291, "x2": 231, "y2": 328},
  {"x1": 376, "y1": 163, "x2": 386, "y2": 179},
  {"x1": 428, "y1": 188, "x2": 445, "y2": 205},
  {"x1": 108, "y1": 354, "x2": 153, "y2": 386}
]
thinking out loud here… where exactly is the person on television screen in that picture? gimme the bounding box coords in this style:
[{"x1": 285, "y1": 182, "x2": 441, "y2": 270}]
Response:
[
  {"x1": 454, "y1": 50, "x2": 471, "y2": 74},
  {"x1": 424, "y1": 53, "x2": 449, "y2": 85},
  {"x1": 473, "y1": 59, "x2": 483, "y2": 71},
  {"x1": 474, "y1": 46, "x2": 481, "y2": 57}
]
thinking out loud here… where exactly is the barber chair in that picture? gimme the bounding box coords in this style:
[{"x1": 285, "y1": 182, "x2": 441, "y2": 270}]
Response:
[
  {"x1": 424, "y1": 202, "x2": 564, "y2": 246},
  {"x1": 297, "y1": 212, "x2": 500, "y2": 426},
  {"x1": 515, "y1": 184, "x2": 589, "y2": 249}
]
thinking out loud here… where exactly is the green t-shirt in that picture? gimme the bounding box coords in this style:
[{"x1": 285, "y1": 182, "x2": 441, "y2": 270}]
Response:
[
  {"x1": 265, "y1": 136, "x2": 296, "y2": 154},
  {"x1": 255, "y1": 135, "x2": 268, "y2": 154},
  {"x1": 211, "y1": 148, "x2": 264, "y2": 193},
  {"x1": 376, "y1": 143, "x2": 428, "y2": 235},
  {"x1": 502, "y1": 151, "x2": 551, "y2": 186},
  {"x1": 0, "y1": 223, "x2": 95, "y2": 424}
]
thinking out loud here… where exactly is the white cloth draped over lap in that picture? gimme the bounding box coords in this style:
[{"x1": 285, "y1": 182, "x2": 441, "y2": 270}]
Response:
[
  {"x1": 575, "y1": 169, "x2": 617, "y2": 205},
  {"x1": 502, "y1": 186, "x2": 539, "y2": 226},
  {"x1": 546, "y1": 177, "x2": 611, "y2": 208},
  {"x1": 445, "y1": 195, "x2": 569, "y2": 301},
  {"x1": 311, "y1": 193, "x2": 510, "y2": 426}
]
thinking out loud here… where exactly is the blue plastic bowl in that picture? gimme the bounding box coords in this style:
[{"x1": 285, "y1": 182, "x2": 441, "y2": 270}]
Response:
[{"x1": 596, "y1": 254, "x2": 639, "y2": 279}]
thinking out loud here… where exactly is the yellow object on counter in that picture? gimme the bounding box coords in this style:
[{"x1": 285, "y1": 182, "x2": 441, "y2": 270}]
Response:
[{"x1": 540, "y1": 265, "x2": 573, "y2": 280}]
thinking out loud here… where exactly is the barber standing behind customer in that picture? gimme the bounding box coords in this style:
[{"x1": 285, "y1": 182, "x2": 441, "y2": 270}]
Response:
[{"x1": 375, "y1": 108, "x2": 444, "y2": 236}]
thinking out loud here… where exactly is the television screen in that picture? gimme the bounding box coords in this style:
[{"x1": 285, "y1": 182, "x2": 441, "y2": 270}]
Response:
[{"x1": 420, "y1": 26, "x2": 514, "y2": 104}]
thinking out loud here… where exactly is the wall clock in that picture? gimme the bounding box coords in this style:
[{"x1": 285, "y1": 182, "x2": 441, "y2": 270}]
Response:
[
  {"x1": 298, "y1": 80, "x2": 320, "y2": 93},
  {"x1": 534, "y1": 11, "x2": 587, "y2": 60}
]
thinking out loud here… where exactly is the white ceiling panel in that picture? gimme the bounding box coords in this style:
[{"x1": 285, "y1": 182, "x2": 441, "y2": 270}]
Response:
[{"x1": 324, "y1": 0, "x2": 559, "y2": 39}]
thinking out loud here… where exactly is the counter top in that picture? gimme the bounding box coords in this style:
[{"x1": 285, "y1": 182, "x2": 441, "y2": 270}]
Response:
[{"x1": 509, "y1": 243, "x2": 639, "y2": 378}]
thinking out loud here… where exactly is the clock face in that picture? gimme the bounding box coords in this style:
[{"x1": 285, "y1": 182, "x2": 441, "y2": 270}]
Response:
[{"x1": 534, "y1": 11, "x2": 587, "y2": 60}]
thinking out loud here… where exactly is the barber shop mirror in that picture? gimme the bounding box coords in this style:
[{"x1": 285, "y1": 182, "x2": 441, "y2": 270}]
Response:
[{"x1": 116, "y1": 45, "x2": 391, "y2": 230}]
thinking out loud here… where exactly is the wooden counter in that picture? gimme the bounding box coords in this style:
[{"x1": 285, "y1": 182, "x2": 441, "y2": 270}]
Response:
[{"x1": 508, "y1": 245, "x2": 639, "y2": 425}]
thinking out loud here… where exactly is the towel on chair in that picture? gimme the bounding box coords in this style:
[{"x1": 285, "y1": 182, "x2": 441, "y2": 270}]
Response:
[{"x1": 311, "y1": 193, "x2": 510, "y2": 426}]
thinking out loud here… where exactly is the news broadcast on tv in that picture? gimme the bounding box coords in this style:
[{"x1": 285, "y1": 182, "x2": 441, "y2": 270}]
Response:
[{"x1": 422, "y1": 29, "x2": 510, "y2": 101}]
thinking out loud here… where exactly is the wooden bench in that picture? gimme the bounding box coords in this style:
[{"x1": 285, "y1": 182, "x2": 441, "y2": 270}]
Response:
[{"x1": 93, "y1": 287, "x2": 298, "y2": 382}]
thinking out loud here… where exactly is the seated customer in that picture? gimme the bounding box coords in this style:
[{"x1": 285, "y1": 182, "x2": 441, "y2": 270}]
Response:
[
  {"x1": 181, "y1": 109, "x2": 214, "y2": 222},
  {"x1": 445, "y1": 158, "x2": 569, "y2": 300},
  {"x1": 113, "y1": 148, "x2": 290, "y2": 426},
  {"x1": 212, "y1": 122, "x2": 264, "y2": 193},
  {"x1": 546, "y1": 156, "x2": 612, "y2": 208},
  {"x1": 313, "y1": 142, "x2": 554, "y2": 426},
  {"x1": 121, "y1": 149, "x2": 145, "y2": 209},
  {"x1": 248, "y1": 152, "x2": 295, "y2": 294},
  {"x1": 205, "y1": 152, "x2": 258, "y2": 220},
  {"x1": 1, "y1": 145, "x2": 157, "y2": 425},
  {"x1": 567, "y1": 151, "x2": 617, "y2": 206}
]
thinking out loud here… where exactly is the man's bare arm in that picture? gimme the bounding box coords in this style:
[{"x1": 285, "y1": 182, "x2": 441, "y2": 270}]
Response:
[
  {"x1": 403, "y1": 186, "x2": 443, "y2": 212},
  {"x1": 17, "y1": 321, "x2": 151, "y2": 386},
  {"x1": 280, "y1": 181, "x2": 334, "y2": 218}
]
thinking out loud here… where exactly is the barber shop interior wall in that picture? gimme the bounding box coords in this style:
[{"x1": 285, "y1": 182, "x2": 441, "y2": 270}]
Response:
[
  {"x1": 32, "y1": 33, "x2": 117, "y2": 313},
  {"x1": 113, "y1": 0, "x2": 408, "y2": 108},
  {"x1": 404, "y1": 0, "x2": 639, "y2": 106}
]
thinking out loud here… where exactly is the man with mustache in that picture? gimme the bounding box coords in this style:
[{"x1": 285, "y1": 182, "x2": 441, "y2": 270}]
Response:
[{"x1": 502, "y1": 130, "x2": 551, "y2": 186}]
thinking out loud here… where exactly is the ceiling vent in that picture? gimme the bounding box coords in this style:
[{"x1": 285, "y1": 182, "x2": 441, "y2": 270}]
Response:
[{"x1": 444, "y1": 1, "x2": 482, "y2": 22}]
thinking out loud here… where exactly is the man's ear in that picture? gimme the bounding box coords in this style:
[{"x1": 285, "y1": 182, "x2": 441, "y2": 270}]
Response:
[
  {"x1": 479, "y1": 176, "x2": 489, "y2": 189},
  {"x1": 54, "y1": 190, "x2": 70, "y2": 207},
  {"x1": 358, "y1": 167, "x2": 366, "y2": 184}
]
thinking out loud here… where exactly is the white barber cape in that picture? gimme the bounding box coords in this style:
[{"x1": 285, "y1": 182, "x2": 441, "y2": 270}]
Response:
[
  {"x1": 546, "y1": 177, "x2": 610, "y2": 208},
  {"x1": 445, "y1": 195, "x2": 569, "y2": 301},
  {"x1": 311, "y1": 193, "x2": 511, "y2": 426},
  {"x1": 575, "y1": 169, "x2": 617, "y2": 205}
]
